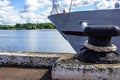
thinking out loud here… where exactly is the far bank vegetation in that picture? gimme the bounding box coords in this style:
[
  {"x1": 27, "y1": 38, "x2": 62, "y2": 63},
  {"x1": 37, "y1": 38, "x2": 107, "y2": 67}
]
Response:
[{"x1": 0, "y1": 23, "x2": 55, "y2": 30}]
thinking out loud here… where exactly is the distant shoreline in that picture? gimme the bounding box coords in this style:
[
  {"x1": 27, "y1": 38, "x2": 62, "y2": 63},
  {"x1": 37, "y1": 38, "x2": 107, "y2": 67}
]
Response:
[
  {"x1": 0, "y1": 23, "x2": 56, "y2": 30},
  {"x1": 4, "y1": 28, "x2": 56, "y2": 30}
]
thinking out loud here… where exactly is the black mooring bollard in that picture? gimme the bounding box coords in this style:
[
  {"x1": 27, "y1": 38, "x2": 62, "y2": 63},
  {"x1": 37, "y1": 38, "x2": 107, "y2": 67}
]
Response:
[{"x1": 77, "y1": 25, "x2": 120, "y2": 63}]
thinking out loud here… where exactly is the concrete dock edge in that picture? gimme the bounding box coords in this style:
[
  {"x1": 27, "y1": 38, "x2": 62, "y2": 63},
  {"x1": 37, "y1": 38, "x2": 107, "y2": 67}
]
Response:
[
  {"x1": 0, "y1": 51, "x2": 74, "y2": 68},
  {"x1": 52, "y1": 58, "x2": 120, "y2": 80},
  {"x1": 1, "y1": 51, "x2": 120, "y2": 80}
]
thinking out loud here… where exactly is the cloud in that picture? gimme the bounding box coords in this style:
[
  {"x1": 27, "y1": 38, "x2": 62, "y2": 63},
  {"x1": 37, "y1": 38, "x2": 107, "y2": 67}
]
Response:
[
  {"x1": 96, "y1": 0, "x2": 116, "y2": 9},
  {"x1": 21, "y1": 0, "x2": 51, "y2": 12},
  {"x1": 20, "y1": 0, "x2": 52, "y2": 23},
  {"x1": 39, "y1": 7, "x2": 52, "y2": 22},
  {"x1": 60, "y1": 0, "x2": 118, "y2": 11},
  {"x1": 0, "y1": 0, "x2": 52, "y2": 25},
  {"x1": 0, "y1": 0, "x2": 10, "y2": 7},
  {"x1": 61, "y1": 0, "x2": 96, "y2": 8},
  {"x1": 20, "y1": 10, "x2": 51, "y2": 24},
  {"x1": 21, "y1": 0, "x2": 40, "y2": 12},
  {"x1": 0, "y1": 0, "x2": 23, "y2": 25},
  {"x1": 73, "y1": 0, "x2": 96, "y2": 6}
]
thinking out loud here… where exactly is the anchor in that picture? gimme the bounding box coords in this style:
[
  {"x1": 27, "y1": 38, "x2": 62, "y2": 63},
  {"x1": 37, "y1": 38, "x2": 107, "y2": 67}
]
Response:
[{"x1": 77, "y1": 25, "x2": 120, "y2": 63}]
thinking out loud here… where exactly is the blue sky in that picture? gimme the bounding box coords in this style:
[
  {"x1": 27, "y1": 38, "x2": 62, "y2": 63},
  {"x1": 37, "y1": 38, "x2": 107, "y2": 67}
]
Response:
[
  {"x1": 0, "y1": 0, "x2": 119, "y2": 25},
  {"x1": 10, "y1": 0, "x2": 25, "y2": 10}
]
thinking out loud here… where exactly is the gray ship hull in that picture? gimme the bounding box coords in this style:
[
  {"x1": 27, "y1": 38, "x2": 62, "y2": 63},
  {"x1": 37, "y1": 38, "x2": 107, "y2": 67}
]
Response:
[{"x1": 48, "y1": 9, "x2": 120, "y2": 53}]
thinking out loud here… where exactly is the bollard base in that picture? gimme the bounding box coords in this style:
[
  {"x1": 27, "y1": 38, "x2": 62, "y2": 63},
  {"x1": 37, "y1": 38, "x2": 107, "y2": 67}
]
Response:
[
  {"x1": 76, "y1": 47, "x2": 120, "y2": 64},
  {"x1": 52, "y1": 58, "x2": 120, "y2": 80}
]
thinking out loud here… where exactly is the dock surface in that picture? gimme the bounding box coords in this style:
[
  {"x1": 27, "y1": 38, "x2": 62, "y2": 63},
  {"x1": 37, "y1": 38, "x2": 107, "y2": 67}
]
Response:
[
  {"x1": 0, "y1": 51, "x2": 74, "y2": 80},
  {"x1": 1, "y1": 51, "x2": 120, "y2": 80}
]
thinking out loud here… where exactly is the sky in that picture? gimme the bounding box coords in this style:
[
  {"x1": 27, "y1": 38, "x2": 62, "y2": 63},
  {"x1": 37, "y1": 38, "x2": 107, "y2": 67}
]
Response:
[{"x1": 0, "y1": 0, "x2": 119, "y2": 25}]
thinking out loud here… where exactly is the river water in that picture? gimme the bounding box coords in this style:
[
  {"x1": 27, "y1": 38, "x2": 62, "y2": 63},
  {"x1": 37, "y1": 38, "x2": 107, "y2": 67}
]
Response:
[{"x1": 0, "y1": 30, "x2": 75, "y2": 53}]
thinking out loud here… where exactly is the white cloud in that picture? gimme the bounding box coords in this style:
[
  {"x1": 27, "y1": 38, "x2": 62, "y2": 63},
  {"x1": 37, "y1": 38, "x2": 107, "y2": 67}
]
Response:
[
  {"x1": 72, "y1": 0, "x2": 96, "y2": 6},
  {"x1": 22, "y1": 0, "x2": 40, "y2": 12},
  {"x1": 39, "y1": 7, "x2": 52, "y2": 22},
  {"x1": 22, "y1": 0, "x2": 51, "y2": 12},
  {"x1": 0, "y1": 0, "x2": 10, "y2": 7},
  {"x1": 20, "y1": 6, "x2": 51, "y2": 23},
  {"x1": 97, "y1": 0, "x2": 116, "y2": 9},
  {"x1": 61, "y1": 0, "x2": 97, "y2": 9},
  {"x1": 20, "y1": 0, "x2": 52, "y2": 23},
  {"x1": 0, "y1": 0, "x2": 52, "y2": 25},
  {"x1": 0, "y1": 0, "x2": 23, "y2": 25},
  {"x1": 60, "y1": 0, "x2": 119, "y2": 11}
]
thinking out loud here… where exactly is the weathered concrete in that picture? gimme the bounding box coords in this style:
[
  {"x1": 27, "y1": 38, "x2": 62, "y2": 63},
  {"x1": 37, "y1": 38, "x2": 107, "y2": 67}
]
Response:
[
  {"x1": 52, "y1": 58, "x2": 120, "y2": 80},
  {"x1": 0, "y1": 51, "x2": 58, "y2": 67},
  {"x1": 1, "y1": 51, "x2": 120, "y2": 80},
  {"x1": 0, "y1": 51, "x2": 74, "y2": 80},
  {"x1": 0, "y1": 51, "x2": 74, "y2": 67}
]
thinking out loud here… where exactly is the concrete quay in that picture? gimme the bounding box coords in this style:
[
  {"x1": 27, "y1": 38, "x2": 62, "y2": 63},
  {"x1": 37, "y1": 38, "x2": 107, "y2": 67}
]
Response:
[
  {"x1": 0, "y1": 51, "x2": 60, "y2": 67},
  {"x1": 0, "y1": 51, "x2": 120, "y2": 80},
  {"x1": 52, "y1": 58, "x2": 120, "y2": 80},
  {"x1": 0, "y1": 51, "x2": 74, "y2": 80}
]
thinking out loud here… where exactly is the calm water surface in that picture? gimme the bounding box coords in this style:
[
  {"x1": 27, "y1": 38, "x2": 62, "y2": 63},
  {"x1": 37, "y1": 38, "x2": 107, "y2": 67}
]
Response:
[{"x1": 0, "y1": 30, "x2": 75, "y2": 53}]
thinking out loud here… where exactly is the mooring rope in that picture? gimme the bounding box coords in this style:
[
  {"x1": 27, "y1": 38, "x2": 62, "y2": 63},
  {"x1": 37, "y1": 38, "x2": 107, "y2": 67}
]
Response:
[{"x1": 84, "y1": 41, "x2": 117, "y2": 52}]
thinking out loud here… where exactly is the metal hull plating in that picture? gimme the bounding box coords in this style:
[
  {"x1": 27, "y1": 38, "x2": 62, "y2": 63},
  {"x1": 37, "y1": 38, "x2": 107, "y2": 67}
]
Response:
[{"x1": 48, "y1": 9, "x2": 120, "y2": 53}]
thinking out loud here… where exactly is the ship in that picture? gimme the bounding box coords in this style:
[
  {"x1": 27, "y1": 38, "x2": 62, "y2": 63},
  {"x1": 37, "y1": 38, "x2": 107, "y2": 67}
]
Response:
[{"x1": 48, "y1": 0, "x2": 120, "y2": 54}]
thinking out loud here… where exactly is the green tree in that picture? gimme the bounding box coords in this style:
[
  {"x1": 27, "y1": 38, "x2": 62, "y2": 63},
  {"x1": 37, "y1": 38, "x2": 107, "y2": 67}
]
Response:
[{"x1": 15, "y1": 23, "x2": 22, "y2": 29}]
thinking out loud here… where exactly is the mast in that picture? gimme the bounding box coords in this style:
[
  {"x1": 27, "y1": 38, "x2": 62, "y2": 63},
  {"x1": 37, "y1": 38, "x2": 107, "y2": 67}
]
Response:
[
  {"x1": 51, "y1": 0, "x2": 60, "y2": 14},
  {"x1": 69, "y1": 0, "x2": 73, "y2": 12}
]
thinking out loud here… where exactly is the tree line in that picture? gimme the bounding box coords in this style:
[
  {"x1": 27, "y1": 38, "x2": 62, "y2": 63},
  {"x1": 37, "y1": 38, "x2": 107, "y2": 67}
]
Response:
[{"x1": 0, "y1": 23, "x2": 56, "y2": 30}]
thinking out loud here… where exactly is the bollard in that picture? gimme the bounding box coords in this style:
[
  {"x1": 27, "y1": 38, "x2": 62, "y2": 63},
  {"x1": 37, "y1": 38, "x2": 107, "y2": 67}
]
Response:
[
  {"x1": 52, "y1": 25, "x2": 120, "y2": 80},
  {"x1": 77, "y1": 25, "x2": 120, "y2": 63}
]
